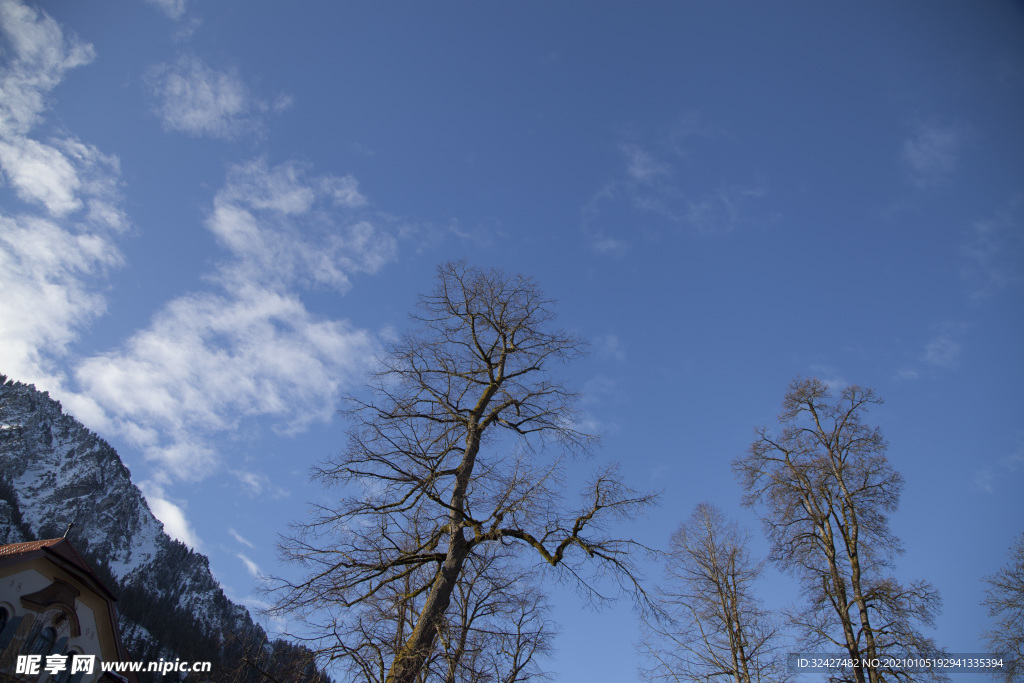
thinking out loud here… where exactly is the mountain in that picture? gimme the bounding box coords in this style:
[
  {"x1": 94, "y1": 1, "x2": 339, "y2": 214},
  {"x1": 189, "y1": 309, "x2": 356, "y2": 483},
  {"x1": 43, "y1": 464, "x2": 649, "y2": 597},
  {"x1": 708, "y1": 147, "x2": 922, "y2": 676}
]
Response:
[{"x1": 0, "y1": 374, "x2": 330, "y2": 682}]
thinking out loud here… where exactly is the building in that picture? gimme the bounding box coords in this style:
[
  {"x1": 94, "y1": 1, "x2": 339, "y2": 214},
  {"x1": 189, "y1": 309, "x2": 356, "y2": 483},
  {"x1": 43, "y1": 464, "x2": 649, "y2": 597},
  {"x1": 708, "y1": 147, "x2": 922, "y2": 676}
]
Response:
[{"x1": 0, "y1": 538, "x2": 137, "y2": 683}]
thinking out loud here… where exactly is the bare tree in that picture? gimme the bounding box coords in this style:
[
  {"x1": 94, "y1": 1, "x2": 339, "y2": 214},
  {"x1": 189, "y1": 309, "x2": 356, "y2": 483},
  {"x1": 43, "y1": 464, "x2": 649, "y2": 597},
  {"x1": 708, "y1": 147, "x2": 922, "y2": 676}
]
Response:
[
  {"x1": 271, "y1": 262, "x2": 655, "y2": 683},
  {"x1": 640, "y1": 502, "x2": 788, "y2": 683},
  {"x1": 433, "y1": 547, "x2": 555, "y2": 683},
  {"x1": 981, "y1": 533, "x2": 1024, "y2": 682},
  {"x1": 732, "y1": 378, "x2": 943, "y2": 683},
  {"x1": 327, "y1": 543, "x2": 555, "y2": 683}
]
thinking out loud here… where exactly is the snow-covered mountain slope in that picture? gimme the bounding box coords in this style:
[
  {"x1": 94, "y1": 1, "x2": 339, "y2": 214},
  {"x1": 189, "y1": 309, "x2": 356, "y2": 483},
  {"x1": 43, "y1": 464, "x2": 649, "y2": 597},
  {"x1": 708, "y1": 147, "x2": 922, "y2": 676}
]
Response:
[{"x1": 0, "y1": 375, "x2": 328, "y2": 682}]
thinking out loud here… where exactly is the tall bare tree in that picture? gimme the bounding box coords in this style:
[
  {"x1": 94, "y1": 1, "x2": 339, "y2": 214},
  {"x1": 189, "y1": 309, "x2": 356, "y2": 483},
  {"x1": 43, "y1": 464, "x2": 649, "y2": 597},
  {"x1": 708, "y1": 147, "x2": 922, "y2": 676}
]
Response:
[
  {"x1": 981, "y1": 533, "x2": 1024, "y2": 682},
  {"x1": 272, "y1": 262, "x2": 655, "y2": 683},
  {"x1": 733, "y1": 378, "x2": 943, "y2": 683},
  {"x1": 325, "y1": 542, "x2": 554, "y2": 683},
  {"x1": 640, "y1": 503, "x2": 788, "y2": 683}
]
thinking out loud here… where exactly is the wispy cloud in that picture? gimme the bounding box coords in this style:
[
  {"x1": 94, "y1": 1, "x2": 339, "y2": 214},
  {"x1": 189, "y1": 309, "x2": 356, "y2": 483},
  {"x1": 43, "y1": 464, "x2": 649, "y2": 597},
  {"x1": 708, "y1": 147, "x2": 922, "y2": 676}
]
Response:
[
  {"x1": 0, "y1": 137, "x2": 80, "y2": 215},
  {"x1": 0, "y1": 214, "x2": 122, "y2": 380},
  {"x1": 621, "y1": 143, "x2": 670, "y2": 183},
  {"x1": 231, "y1": 468, "x2": 289, "y2": 499},
  {"x1": 145, "y1": 0, "x2": 187, "y2": 20},
  {"x1": 901, "y1": 122, "x2": 967, "y2": 188},
  {"x1": 229, "y1": 528, "x2": 255, "y2": 549},
  {"x1": 0, "y1": 1, "x2": 225, "y2": 547},
  {"x1": 895, "y1": 322, "x2": 969, "y2": 379},
  {"x1": 684, "y1": 183, "x2": 767, "y2": 234},
  {"x1": 443, "y1": 218, "x2": 504, "y2": 249},
  {"x1": 975, "y1": 442, "x2": 1024, "y2": 495},
  {"x1": 922, "y1": 335, "x2": 960, "y2": 368},
  {"x1": 582, "y1": 132, "x2": 769, "y2": 252},
  {"x1": 236, "y1": 552, "x2": 263, "y2": 579},
  {"x1": 581, "y1": 375, "x2": 617, "y2": 405},
  {"x1": 209, "y1": 159, "x2": 375, "y2": 291},
  {"x1": 895, "y1": 368, "x2": 919, "y2": 381},
  {"x1": 0, "y1": 0, "x2": 95, "y2": 136},
  {"x1": 146, "y1": 55, "x2": 291, "y2": 140},
  {"x1": 594, "y1": 334, "x2": 626, "y2": 362},
  {"x1": 0, "y1": 0, "x2": 128, "y2": 391},
  {"x1": 807, "y1": 365, "x2": 848, "y2": 390},
  {"x1": 73, "y1": 160, "x2": 396, "y2": 482},
  {"x1": 960, "y1": 207, "x2": 1022, "y2": 301},
  {"x1": 666, "y1": 110, "x2": 723, "y2": 155},
  {"x1": 0, "y1": 1, "x2": 107, "y2": 217},
  {"x1": 974, "y1": 468, "x2": 995, "y2": 494},
  {"x1": 0, "y1": 0, "x2": 391, "y2": 556},
  {"x1": 922, "y1": 323, "x2": 967, "y2": 369}
]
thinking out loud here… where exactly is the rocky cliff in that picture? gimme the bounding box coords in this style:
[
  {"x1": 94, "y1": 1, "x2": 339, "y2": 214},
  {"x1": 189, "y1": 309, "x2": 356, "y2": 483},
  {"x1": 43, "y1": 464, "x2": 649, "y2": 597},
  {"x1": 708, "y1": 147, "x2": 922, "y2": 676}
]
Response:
[{"x1": 0, "y1": 374, "x2": 328, "y2": 682}]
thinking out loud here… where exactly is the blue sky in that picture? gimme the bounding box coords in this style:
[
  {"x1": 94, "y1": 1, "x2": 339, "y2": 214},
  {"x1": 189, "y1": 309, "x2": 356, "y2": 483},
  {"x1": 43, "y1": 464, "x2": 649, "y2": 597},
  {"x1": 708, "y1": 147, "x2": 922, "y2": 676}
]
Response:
[{"x1": 1, "y1": 0, "x2": 1022, "y2": 680}]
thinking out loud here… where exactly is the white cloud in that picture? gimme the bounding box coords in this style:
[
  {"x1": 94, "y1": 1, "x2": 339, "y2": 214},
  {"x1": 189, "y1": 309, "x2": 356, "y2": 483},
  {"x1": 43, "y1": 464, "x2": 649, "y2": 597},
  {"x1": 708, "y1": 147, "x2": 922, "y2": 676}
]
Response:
[
  {"x1": 897, "y1": 322, "x2": 969, "y2": 379},
  {"x1": 147, "y1": 55, "x2": 248, "y2": 138},
  {"x1": 0, "y1": 214, "x2": 122, "y2": 382},
  {"x1": 592, "y1": 235, "x2": 629, "y2": 256},
  {"x1": 236, "y1": 553, "x2": 262, "y2": 579},
  {"x1": 146, "y1": 55, "x2": 288, "y2": 140},
  {"x1": 229, "y1": 528, "x2": 255, "y2": 549},
  {"x1": 0, "y1": 1, "x2": 393, "y2": 502},
  {"x1": 233, "y1": 470, "x2": 266, "y2": 496},
  {"x1": 0, "y1": 137, "x2": 127, "y2": 222},
  {"x1": 231, "y1": 468, "x2": 289, "y2": 499},
  {"x1": 921, "y1": 323, "x2": 967, "y2": 369},
  {"x1": 0, "y1": 0, "x2": 94, "y2": 137},
  {"x1": 142, "y1": 482, "x2": 203, "y2": 550},
  {"x1": 902, "y1": 122, "x2": 966, "y2": 188},
  {"x1": 145, "y1": 0, "x2": 186, "y2": 20},
  {"x1": 208, "y1": 160, "x2": 377, "y2": 292},
  {"x1": 621, "y1": 144, "x2": 669, "y2": 183},
  {"x1": 75, "y1": 284, "x2": 378, "y2": 480},
  {"x1": 922, "y1": 335, "x2": 960, "y2": 368},
  {"x1": 0, "y1": 0, "x2": 127, "y2": 392},
  {"x1": 894, "y1": 367, "x2": 919, "y2": 381},
  {"x1": 0, "y1": 0, "x2": 101, "y2": 210},
  {"x1": 73, "y1": 160, "x2": 395, "y2": 483},
  {"x1": 0, "y1": 137, "x2": 80, "y2": 214}
]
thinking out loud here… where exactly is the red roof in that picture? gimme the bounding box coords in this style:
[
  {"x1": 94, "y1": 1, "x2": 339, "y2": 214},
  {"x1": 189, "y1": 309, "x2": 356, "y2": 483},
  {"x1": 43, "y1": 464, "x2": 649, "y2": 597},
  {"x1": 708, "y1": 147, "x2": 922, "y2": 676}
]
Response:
[
  {"x1": 0, "y1": 537, "x2": 116, "y2": 602},
  {"x1": 0, "y1": 537, "x2": 64, "y2": 555}
]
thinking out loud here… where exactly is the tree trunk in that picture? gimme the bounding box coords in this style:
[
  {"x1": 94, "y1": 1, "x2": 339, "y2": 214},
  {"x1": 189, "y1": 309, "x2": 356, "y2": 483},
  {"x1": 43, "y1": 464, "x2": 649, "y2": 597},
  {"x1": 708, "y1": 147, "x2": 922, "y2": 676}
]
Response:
[{"x1": 386, "y1": 532, "x2": 469, "y2": 683}]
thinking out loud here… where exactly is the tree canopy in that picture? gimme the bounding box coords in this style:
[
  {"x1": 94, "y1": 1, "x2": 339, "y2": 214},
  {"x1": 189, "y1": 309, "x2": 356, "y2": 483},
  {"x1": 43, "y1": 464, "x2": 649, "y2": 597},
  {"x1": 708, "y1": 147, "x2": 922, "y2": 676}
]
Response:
[
  {"x1": 272, "y1": 261, "x2": 655, "y2": 682},
  {"x1": 733, "y1": 378, "x2": 943, "y2": 683}
]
